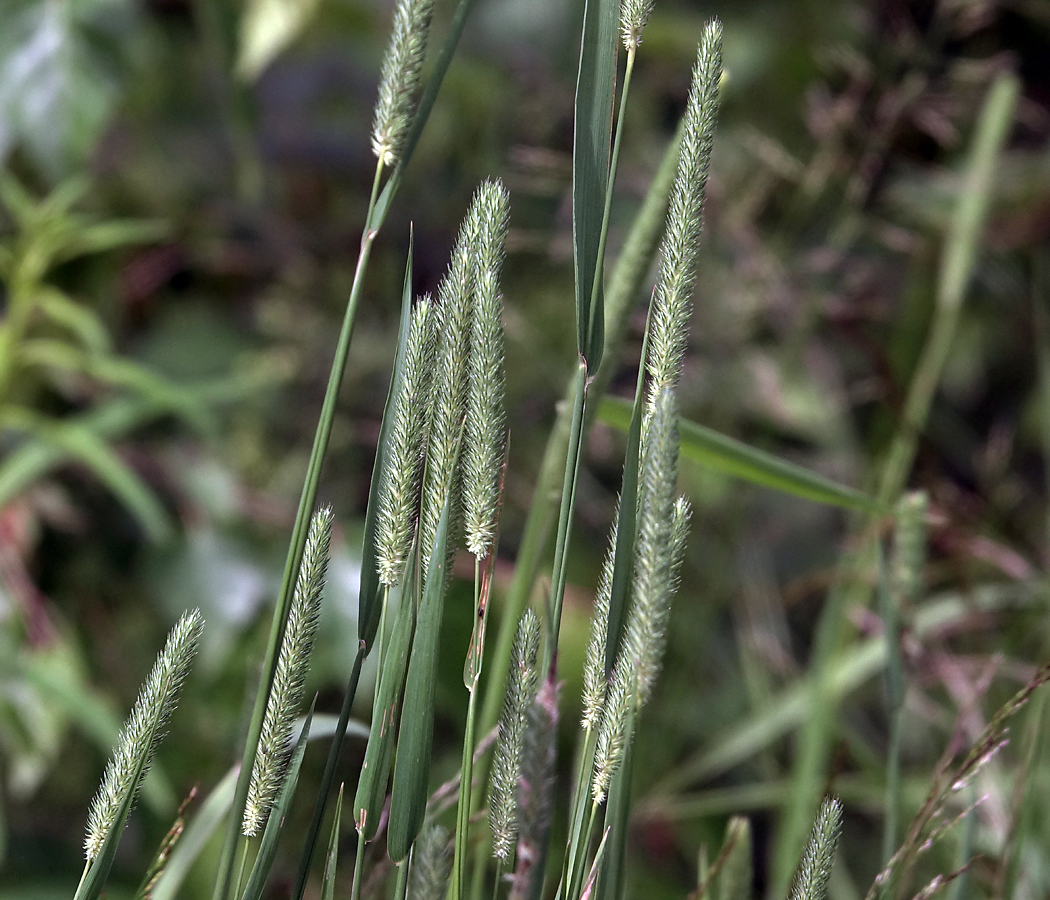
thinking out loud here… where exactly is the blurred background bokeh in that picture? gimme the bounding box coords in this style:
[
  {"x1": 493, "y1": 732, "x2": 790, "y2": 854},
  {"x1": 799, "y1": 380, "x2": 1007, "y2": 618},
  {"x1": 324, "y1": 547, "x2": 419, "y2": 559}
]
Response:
[{"x1": 2, "y1": 0, "x2": 1050, "y2": 897}]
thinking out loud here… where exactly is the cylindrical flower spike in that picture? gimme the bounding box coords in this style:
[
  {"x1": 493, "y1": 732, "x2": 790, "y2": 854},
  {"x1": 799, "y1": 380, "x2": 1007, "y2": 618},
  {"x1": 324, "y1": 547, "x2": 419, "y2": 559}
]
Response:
[
  {"x1": 371, "y1": 0, "x2": 436, "y2": 167},
  {"x1": 464, "y1": 179, "x2": 511, "y2": 559},
  {"x1": 243, "y1": 506, "x2": 332, "y2": 837},
  {"x1": 85, "y1": 609, "x2": 204, "y2": 861},
  {"x1": 620, "y1": 0, "x2": 655, "y2": 50},
  {"x1": 646, "y1": 19, "x2": 722, "y2": 398},
  {"x1": 377, "y1": 296, "x2": 438, "y2": 586},
  {"x1": 489, "y1": 609, "x2": 540, "y2": 863}
]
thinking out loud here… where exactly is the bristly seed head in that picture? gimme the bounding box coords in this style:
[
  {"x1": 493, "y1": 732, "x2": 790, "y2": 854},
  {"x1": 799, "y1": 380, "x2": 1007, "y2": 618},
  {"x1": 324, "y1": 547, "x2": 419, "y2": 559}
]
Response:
[
  {"x1": 788, "y1": 797, "x2": 843, "y2": 900},
  {"x1": 621, "y1": 0, "x2": 655, "y2": 50},
  {"x1": 622, "y1": 389, "x2": 684, "y2": 708},
  {"x1": 582, "y1": 503, "x2": 617, "y2": 731},
  {"x1": 243, "y1": 506, "x2": 332, "y2": 837},
  {"x1": 85, "y1": 609, "x2": 204, "y2": 861},
  {"x1": 377, "y1": 296, "x2": 438, "y2": 586},
  {"x1": 408, "y1": 824, "x2": 453, "y2": 900},
  {"x1": 419, "y1": 193, "x2": 482, "y2": 567},
  {"x1": 464, "y1": 179, "x2": 511, "y2": 559},
  {"x1": 371, "y1": 0, "x2": 436, "y2": 167},
  {"x1": 489, "y1": 609, "x2": 540, "y2": 863},
  {"x1": 646, "y1": 19, "x2": 722, "y2": 399}
]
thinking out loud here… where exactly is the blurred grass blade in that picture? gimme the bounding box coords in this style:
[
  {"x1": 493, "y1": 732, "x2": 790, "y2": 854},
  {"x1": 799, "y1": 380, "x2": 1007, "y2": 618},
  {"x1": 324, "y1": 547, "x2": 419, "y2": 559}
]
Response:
[
  {"x1": 774, "y1": 72, "x2": 1020, "y2": 898},
  {"x1": 152, "y1": 767, "x2": 238, "y2": 900},
  {"x1": 704, "y1": 817, "x2": 751, "y2": 900},
  {"x1": 0, "y1": 406, "x2": 172, "y2": 542},
  {"x1": 239, "y1": 706, "x2": 314, "y2": 900},
  {"x1": 598, "y1": 396, "x2": 879, "y2": 513},
  {"x1": 320, "y1": 785, "x2": 344, "y2": 900},
  {"x1": 572, "y1": 0, "x2": 619, "y2": 368},
  {"x1": 35, "y1": 286, "x2": 111, "y2": 353},
  {"x1": 388, "y1": 483, "x2": 458, "y2": 862},
  {"x1": 355, "y1": 546, "x2": 418, "y2": 841}
]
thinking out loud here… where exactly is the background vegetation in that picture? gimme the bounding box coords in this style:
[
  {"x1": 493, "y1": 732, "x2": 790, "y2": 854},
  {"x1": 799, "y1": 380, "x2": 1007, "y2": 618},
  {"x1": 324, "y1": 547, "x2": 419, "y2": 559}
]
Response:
[{"x1": 2, "y1": 0, "x2": 1050, "y2": 898}]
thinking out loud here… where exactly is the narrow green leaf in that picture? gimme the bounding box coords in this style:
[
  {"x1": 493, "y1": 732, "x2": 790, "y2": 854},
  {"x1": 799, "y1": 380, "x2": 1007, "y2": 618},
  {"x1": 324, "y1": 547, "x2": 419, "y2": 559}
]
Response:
[
  {"x1": 320, "y1": 785, "x2": 344, "y2": 900},
  {"x1": 603, "y1": 304, "x2": 652, "y2": 676},
  {"x1": 355, "y1": 546, "x2": 417, "y2": 841},
  {"x1": 35, "y1": 286, "x2": 111, "y2": 353},
  {"x1": 388, "y1": 486, "x2": 457, "y2": 863},
  {"x1": 360, "y1": 231, "x2": 416, "y2": 655},
  {"x1": 152, "y1": 767, "x2": 238, "y2": 900},
  {"x1": 598, "y1": 396, "x2": 880, "y2": 513},
  {"x1": 239, "y1": 706, "x2": 315, "y2": 900},
  {"x1": 572, "y1": 0, "x2": 619, "y2": 368}
]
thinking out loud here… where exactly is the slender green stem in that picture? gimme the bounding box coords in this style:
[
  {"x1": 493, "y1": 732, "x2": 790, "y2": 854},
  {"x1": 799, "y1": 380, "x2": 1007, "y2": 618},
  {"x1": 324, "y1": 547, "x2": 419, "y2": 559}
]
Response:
[
  {"x1": 213, "y1": 158, "x2": 384, "y2": 900},
  {"x1": 291, "y1": 643, "x2": 367, "y2": 900},
  {"x1": 234, "y1": 837, "x2": 251, "y2": 900},
  {"x1": 394, "y1": 858, "x2": 411, "y2": 900},
  {"x1": 586, "y1": 47, "x2": 636, "y2": 346},
  {"x1": 349, "y1": 828, "x2": 367, "y2": 900},
  {"x1": 491, "y1": 862, "x2": 503, "y2": 900},
  {"x1": 453, "y1": 559, "x2": 483, "y2": 900},
  {"x1": 571, "y1": 802, "x2": 600, "y2": 900},
  {"x1": 882, "y1": 706, "x2": 904, "y2": 865},
  {"x1": 544, "y1": 361, "x2": 589, "y2": 671},
  {"x1": 454, "y1": 686, "x2": 480, "y2": 900},
  {"x1": 558, "y1": 727, "x2": 597, "y2": 900}
]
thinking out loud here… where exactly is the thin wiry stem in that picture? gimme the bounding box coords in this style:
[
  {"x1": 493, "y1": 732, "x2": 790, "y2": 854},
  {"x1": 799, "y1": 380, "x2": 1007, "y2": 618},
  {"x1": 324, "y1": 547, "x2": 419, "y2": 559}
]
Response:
[
  {"x1": 243, "y1": 507, "x2": 332, "y2": 836},
  {"x1": 85, "y1": 609, "x2": 204, "y2": 861}
]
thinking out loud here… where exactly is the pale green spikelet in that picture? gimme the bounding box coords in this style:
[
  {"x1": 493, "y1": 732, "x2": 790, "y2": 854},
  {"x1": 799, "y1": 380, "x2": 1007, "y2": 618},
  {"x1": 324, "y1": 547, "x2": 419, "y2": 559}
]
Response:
[
  {"x1": 582, "y1": 504, "x2": 617, "y2": 731},
  {"x1": 621, "y1": 0, "x2": 655, "y2": 49},
  {"x1": 419, "y1": 197, "x2": 480, "y2": 565},
  {"x1": 591, "y1": 655, "x2": 631, "y2": 804},
  {"x1": 371, "y1": 0, "x2": 436, "y2": 167},
  {"x1": 489, "y1": 609, "x2": 540, "y2": 863},
  {"x1": 85, "y1": 609, "x2": 204, "y2": 861},
  {"x1": 377, "y1": 296, "x2": 438, "y2": 586},
  {"x1": 464, "y1": 179, "x2": 511, "y2": 558},
  {"x1": 623, "y1": 388, "x2": 682, "y2": 708},
  {"x1": 243, "y1": 506, "x2": 332, "y2": 837},
  {"x1": 408, "y1": 824, "x2": 453, "y2": 900},
  {"x1": 891, "y1": 491, "x2": 928, "y2": 607},
  {"x1": 646, "y1": 19, "x2": 722, "y2": 396},
  {"x1": 788, "y1": 797, "x2": 843, "y2": 900},
  {"x1": 509, "y1": 674, "x2": 558, "y2": 900}
]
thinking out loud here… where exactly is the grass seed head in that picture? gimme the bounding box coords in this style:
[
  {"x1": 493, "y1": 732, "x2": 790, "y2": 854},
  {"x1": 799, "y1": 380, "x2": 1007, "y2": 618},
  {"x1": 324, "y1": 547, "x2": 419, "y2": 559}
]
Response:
[
  {"x1": 621, "y1": 0, "x2": 655, "y2": 50},
  {"x1": 489, "y1": 609, "x2": 540, "y2": 863},
  {"x1": 582, "y1": 504, "x2": 617, "y2": 731},
  {"x1": 788, "y1": 797, "x2": 843, "y2": 900},
  {"x1": 464, "y1": 179, "x2": 511, "y2": 559},
  {"x1": 243, "y1": 506, "x2": 332, "y2": 837},
  {"x1": 408, "y1": 824, "x2": 453, "y2": 900},
  {"x1": 646, "y1": 19, "x2": 722, "y2": 398},
  {"x1": 85, "y1": 609, "x2": 204, "y2": 861},
  {"x1": 377, "y1": 296, "x2": 438, "y2": 586},
  {"x1": 372, "y1": 0, "x2": 436, "y2": 167}
]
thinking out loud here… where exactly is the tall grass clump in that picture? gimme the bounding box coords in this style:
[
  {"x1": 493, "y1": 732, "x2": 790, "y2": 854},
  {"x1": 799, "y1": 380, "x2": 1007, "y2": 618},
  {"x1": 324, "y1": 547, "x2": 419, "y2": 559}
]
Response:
[{"x1": 59, "y1": 3, "x2": 1050, "y2": 900}]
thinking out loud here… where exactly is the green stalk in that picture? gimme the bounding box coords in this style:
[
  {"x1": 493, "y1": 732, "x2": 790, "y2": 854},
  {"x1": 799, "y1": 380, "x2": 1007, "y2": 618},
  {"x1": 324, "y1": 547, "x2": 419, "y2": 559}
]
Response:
[
  {"x1": 349, "y1": 828, "x2": 367, "y2": 900},
  {"x1": 544, "y1": 360, "x2": 589, "y2": 671},
  {"x1": 557, "y1": 727, "x2": 599, "y2": 900},
  {"x1": 211, "y1": 159, "x2": 384, "y2": 900},
  {"x1": 452, "y1": 559, "x2": 485, "y2": 900}
]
